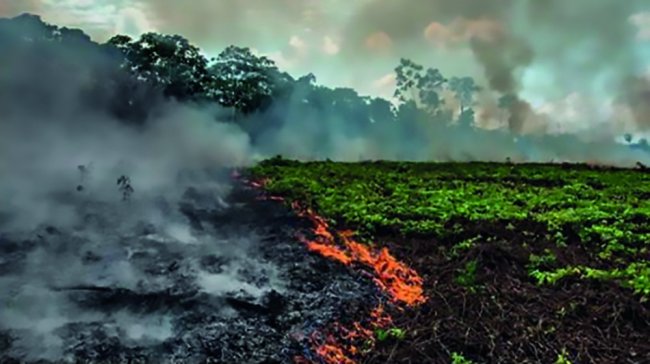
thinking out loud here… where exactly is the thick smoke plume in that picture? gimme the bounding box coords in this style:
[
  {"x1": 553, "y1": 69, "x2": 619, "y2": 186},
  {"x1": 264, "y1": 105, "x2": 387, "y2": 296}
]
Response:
[{"x1": 341, "y1": 0, "x2": 648, "y2": 132}]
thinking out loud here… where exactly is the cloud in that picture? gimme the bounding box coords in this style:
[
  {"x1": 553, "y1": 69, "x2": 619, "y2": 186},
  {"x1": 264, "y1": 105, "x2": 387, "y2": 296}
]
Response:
[
  {"x1": 423, "y1": 18, "x2": 504, "y2": 47},
  {"x1": 289, "y1": 35, "x2": 307, "y2": 51},
  {"x1": 4, "y1": 0, "x2": 650, "y2": 135},
  {"x1": 364, "y1": 31, "x2": 392, "y2": 52},
  {"x1": 369, "y1": 72, "x2": 397, "y2": 101},
  {"x1": 322, "y1": 35, "x2": 340, "y2": 55},
  {"x1": 0, "y1": 0, "x2": 42, "y2": 17},
  {"x1": 133, "y1": 0, "x2": 336, "y2": 52},
  {"x1": 113, "y1": 3, "x2": 155, "y2": 37},
  {"x1": 630, "y1": 12, "x2": 650, "y2": 41}
]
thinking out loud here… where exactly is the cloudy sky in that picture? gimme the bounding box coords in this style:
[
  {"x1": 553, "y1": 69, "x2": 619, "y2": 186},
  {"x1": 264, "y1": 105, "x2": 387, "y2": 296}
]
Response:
[{"x1": 2, "y1": 0, "x2": 650, "y2": 134}]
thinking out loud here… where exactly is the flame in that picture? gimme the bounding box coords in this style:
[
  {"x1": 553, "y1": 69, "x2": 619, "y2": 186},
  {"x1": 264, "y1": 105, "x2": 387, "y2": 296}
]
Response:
[
  {"x1": 370, "y1": 304, "x2": 393, "y2": 328},
  {"x1": 291, "y1": 203, "x2": 425, "y2": 364},
  {"x1": 315, "y1": 342, "x2": 356, "y2": 364},
  {"x1": 244, "y1": 178, "x2": 427, "y2": 364},
  {"x1": 294, "y1": 204, "x2": 426, "y2": 306}
]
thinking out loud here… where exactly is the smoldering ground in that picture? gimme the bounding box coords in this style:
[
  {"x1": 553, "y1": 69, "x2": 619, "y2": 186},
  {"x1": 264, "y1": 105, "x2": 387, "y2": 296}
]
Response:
[
  {"x1": 0, "y1": 17, "x2": 252, "y2": 363},
  {"x1": 0, "y1": 15, "x2": 380, "y2": 362}
]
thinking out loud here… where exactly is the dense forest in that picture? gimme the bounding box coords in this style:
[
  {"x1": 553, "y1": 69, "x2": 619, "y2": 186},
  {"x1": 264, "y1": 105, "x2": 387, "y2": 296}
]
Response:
[{"x1": 3, "y1": 13, "x2": 649, "y2": 164}]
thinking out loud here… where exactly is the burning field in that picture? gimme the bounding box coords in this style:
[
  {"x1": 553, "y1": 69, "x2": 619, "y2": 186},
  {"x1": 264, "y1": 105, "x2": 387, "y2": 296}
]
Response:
[
  {"x1": 0, "y1": 168, "x2": 427, "y2": 363},
  {"x1": 2, "y1": 10, "x2": 650, "y2": 362},
  {"x1": 249, "y1": 159, "x2": 650, "y2": 364},
  {"x1": 1, "y1": 158, "x2": 649, "y2": 363}
]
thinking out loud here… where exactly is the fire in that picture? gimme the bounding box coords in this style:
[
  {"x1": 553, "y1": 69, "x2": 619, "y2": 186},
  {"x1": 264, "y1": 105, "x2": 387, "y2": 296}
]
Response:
[
  {"x1": 244, "y1": 177, "x2": 427, "y2": 364},
  {"x1": 294, "y1": 204, "x2": 426, "y2": 306},
  {"x1": 315, "y1": 342, "x2": 356, "y2": 364},
  {"x1": 370, "y1": 304, "x2": 393, "y2": 328},
  {"x1": 291, "y1": 203, "x2": 426, "y2": 364}
]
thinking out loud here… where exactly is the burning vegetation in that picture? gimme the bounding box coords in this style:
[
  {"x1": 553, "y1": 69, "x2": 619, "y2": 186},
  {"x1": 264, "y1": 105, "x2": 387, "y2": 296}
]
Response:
[
  {"x1": 250, "y1": 159, "x2": 650, "y2": 363},
  {"x1": 237, "y1": 173, "x2": 427, "y2": 364}
]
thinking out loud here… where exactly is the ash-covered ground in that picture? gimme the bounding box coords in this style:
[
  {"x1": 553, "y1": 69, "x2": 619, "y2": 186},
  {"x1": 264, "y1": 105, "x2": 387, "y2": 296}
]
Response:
[{"x1": 0, "y1": 180, "x2": 378, "y2": 363}]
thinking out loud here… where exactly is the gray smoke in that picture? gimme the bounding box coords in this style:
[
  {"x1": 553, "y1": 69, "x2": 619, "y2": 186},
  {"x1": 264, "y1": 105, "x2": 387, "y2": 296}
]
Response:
[{"x1": 0, "y1": 16, "x2": 265, "y2": 361}]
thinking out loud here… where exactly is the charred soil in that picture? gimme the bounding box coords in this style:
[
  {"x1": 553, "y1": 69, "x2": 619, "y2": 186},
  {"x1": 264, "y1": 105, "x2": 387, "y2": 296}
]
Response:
[{"x1": 0, "y1": 185, "x2": 380, "y2": 363}]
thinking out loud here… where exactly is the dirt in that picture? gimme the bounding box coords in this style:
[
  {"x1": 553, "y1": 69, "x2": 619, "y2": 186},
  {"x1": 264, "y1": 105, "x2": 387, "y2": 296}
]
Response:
[{"x1": 362, "y1": 222, "x2": 650, "y2": 364}]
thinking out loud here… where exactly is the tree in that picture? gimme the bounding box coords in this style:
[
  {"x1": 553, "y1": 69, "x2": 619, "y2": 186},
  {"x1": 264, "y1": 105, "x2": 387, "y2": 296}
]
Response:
[
  {"x1": 394, "y1": 58, "x2": 424, "y2": 104},
  {"x1": 367, "y1": 97, "x2": 396, "y2": 125},
  {"x1": 457, "y1": 108, "x2": 476, "y2": 128},
  {"x1": 624, "y1": 133, "x2": 633, "y2": 143},
  {"x1": 106, "y1": 32, "x2": 211, "y2": 100},
  {"x1": 208, "y1": 46, "x2": 288, "y2": 119},
  {"x1": 117, "y1": 175, "x2": 134, "y2": 201},
  {"x1": 417, "y1": 67, "x2": 447, "y2": 114},
  {"x1": 394, "y1": 58, "x2": 448, "y2": 117}
]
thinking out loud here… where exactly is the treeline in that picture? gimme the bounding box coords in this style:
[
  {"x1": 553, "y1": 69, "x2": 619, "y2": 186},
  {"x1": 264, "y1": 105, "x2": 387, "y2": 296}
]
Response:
[
  {"x1": 0, "y1": 14, "x2": 487, "y2": 135},
  {"x1": 3, "y1": 13, "x2": 646, "y2": 163}
]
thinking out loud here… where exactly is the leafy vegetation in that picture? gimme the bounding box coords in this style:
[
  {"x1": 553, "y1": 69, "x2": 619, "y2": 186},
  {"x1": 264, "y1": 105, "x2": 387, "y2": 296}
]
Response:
[
  {"x1": 455, "y1": 259, "x2": 479, "y2": 291},
  {"x1": 0, "y1": 13, "x2": 494, "y2": 151},
  {"x1": 251, "y1": 159, "x2": 650, "y2": 295}
]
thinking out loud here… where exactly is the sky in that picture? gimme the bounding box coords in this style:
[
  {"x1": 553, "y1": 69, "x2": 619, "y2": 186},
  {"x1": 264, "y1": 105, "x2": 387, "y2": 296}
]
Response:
[{"x1": 2, "y1": 0, "x2": 650, "y2": 135}]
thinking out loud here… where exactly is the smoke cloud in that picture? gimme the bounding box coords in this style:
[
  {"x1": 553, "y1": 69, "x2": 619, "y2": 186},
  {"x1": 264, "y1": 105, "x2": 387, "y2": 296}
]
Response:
[{"x1": 338, "y1": 0, "x2": 649, "y2": 132}]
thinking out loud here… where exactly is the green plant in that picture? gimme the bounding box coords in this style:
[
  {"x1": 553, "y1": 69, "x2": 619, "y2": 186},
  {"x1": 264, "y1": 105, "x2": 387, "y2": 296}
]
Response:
[
  {"x1": 555, "y1": 348, "x2": 573, "y2": 364},
  {"x1": 375, "y1": 327, "x2": 406, "y2": 341},
  {"x1": 450, "y1": 237, "x2": 480, "y2": 258},
  {"x1": 528, "y1": 249, "x2": 558, "y2": 269},
  {"x1": 451, "y1": 352, "x2": 475, "y2": 364},
  {"x1": 456, "y1": 259, "x2": 479, "y2": 291}
]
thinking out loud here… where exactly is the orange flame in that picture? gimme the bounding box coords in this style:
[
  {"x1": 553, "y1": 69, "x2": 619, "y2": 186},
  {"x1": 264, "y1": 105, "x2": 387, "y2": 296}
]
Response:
[
  {"x1": 370, "y1": 304, "x2": 393, "y2": 328},
  {"x1": 294, "y1": 204, "x2": 426, "y2": 306},
  {"x1": 291, "y1": 203, "x2": 425, "y2": 364},
  {"x1": 244, "y1": 178, "x2": 427, "y2": 364},
  {"x1": 315, "y1": 342, "x2": 356, "y2": 364}
]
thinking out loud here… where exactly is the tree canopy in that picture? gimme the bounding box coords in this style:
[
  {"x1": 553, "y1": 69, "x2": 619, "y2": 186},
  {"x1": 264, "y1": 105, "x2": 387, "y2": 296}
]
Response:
[{"x1": 1, "y1": 14, "x2": 503, "y2": 146}]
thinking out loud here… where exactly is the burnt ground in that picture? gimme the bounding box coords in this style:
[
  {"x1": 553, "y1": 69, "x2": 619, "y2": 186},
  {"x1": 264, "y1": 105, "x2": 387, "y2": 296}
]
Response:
[
  {"x1": 0, "y1": 184, "x2": 380, "y2": 363},
  {"x1": 363, "y1": 219, "x2": 650, "y2": 364}
]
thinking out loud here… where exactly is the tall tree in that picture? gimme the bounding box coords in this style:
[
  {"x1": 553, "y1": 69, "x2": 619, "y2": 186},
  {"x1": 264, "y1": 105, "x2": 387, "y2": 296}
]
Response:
[
  {"x1": 394, "y1": 58, "x2": 423, "y2": 104},
  {"x1": 394, "y1": 58, "x2": 448, "y2": 117},
  {"x1": 417, "y1": 67, "x2": 447, "y2": 114},
  {"x1": 106, "y1": 32, "x2": 211, "y2": 101},
  {"x1": 208, "y1": 46, "x2": 288, "y2": 119}
]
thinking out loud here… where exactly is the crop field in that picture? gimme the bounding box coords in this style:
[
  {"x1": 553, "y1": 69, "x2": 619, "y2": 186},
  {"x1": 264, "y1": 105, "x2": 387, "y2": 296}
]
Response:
[{"x1": 250, "y1": 158, "x2": 650, "y2": 363}]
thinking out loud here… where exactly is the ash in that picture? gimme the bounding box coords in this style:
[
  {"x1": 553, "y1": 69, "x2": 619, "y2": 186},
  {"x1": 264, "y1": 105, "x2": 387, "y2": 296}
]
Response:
[{"x1": 0, "y1": 184, "x2": 378, "y2": 363}]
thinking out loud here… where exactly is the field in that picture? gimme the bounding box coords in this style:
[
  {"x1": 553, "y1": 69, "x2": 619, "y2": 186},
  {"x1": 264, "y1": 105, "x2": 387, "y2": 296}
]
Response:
[{"x1": 250, "y1": 158, "x2": 650, "y2": 363}]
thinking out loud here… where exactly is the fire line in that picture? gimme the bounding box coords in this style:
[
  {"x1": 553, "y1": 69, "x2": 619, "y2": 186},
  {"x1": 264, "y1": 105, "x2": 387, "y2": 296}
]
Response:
[{"x1": 241, "y1": 174, "x2": 427, "y2": 363}]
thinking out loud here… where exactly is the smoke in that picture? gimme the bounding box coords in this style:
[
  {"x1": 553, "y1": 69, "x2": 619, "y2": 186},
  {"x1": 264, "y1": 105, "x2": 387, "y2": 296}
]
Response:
[
  {"x1": 132, "y1": 0, "x2": 325, "y2": 50},
  {"x1": 0, "y1": 15, "x2": 261, "y2": 361},
  {"x1": 338, "y1": 0, "x2": 649, "y2": 133}
]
